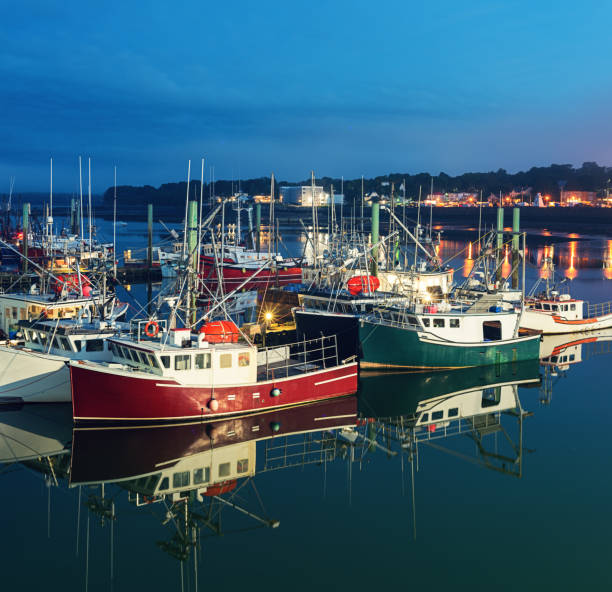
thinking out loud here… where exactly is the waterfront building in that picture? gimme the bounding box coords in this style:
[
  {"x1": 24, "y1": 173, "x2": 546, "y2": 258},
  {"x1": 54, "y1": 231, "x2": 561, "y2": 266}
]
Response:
[{"x1": 279, "y1": 185, "x2": 330, "y2": 206}]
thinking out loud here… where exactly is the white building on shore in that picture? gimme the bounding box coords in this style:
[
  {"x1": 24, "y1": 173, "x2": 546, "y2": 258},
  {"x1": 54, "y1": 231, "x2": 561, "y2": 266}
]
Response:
[{"x1": 280, "y1": 185, "x2": 331, "y2": 206}]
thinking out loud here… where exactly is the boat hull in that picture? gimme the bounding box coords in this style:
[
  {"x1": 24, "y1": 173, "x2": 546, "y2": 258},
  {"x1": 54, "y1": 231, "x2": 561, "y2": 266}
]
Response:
[
  {"x1": 70, "y1": 361, "x2": 359, "y2": 424},
  {"x1": 520, "y1": 309, "x2": 612, "y2": 334},
  {"x1": 294, "y1": 309, "x2": 360, "y2": 363},
  {"x1": 358, "y1": 320, "x2": 541, "y2": 370},
  {"x1": 0, "y1": 347, "x2": 71, "y2": 403},
  {"x1": 199, "y1": 261, "x2": 302, "y2": 292}
]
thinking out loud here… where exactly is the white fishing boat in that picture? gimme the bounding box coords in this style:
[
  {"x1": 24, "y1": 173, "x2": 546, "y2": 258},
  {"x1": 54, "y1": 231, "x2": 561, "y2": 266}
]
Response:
[
  {"x1": 0, "y1": 314, "x2": 129, "y2": 404},
  {"x1": 521, "y1": 292, "x2": 612, "y2": 334}
]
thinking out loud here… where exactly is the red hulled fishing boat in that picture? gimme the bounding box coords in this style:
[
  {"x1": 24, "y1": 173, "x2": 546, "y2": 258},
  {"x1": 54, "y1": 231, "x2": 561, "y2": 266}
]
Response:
[{"x1": 70, "y1": 320, "x2": 358, "y2": 424}]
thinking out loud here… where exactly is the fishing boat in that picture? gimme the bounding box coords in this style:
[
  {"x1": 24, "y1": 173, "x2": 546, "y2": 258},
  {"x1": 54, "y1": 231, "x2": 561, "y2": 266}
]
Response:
[
  {"x1": 521, "y1": 257, "x2": 612, "y2": 334},
  {"x1": 0, "y1": 314, "x2": 129, "y2": 403},
  {"x1": 357, "y1": 297, "x2": 541, "y2": 370},
  {"x1": 199, "y1": 243, "x2": 302, "y2": 291},
  {"x1": 70, "y1": 320, "x2": 358, "y2": 424},
  {"x1": 521, "y1": 293, "x2": 612, "y2": 334}
]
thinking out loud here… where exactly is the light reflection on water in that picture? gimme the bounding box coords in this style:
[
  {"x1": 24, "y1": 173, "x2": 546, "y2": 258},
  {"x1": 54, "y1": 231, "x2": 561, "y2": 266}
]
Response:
[{"x1": 436, "y1": 236, "x2": 612, "y2": 283}]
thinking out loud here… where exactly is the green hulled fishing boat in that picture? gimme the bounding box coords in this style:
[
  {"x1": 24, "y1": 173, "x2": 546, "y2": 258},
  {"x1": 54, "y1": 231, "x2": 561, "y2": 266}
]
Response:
[{"x1": 358, "y1": 305, "x2": 541, "y2": 370}]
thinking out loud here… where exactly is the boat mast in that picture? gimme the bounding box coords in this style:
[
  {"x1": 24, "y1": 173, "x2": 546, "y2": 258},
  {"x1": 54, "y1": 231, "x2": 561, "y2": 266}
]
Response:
[
  {"x1": 88, "y1": 157, "x2": 92, "y2": 258},
  {"x1": 113, "y1": 166, "x2": 117, "y2": 278},
  {"x1": 182, "y1": 160, "x2": 191, "y2": 259},
  {"x1": 197, "y1": 157, "x2": 205, "y2": 285},
  {"x1": 311, "y1": 170, "x2": 317, "y2": 266},
  {"x1": 79, "y1": 157, "x2": 84, "y2": 240},
  {"x1": 414, "y1": 185, "x2": 421, "y2": 270},
  {"x1": 49, "y1": 157, "x2": 53, "y2": 238}
]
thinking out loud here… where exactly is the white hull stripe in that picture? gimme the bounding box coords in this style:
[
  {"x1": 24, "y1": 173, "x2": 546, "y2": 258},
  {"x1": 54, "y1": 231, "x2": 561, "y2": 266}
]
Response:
[
  {"x1": 314, "y1": 413, "x2": 357, "y2": 421},
  {"x1": 314, "y1": 372, "x2": 358, "y2": 386}
]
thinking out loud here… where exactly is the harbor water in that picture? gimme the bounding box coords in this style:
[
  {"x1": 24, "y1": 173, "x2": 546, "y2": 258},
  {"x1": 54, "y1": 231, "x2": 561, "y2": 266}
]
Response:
[{"x1": 0, "y1": 222, "x2": 611, "y2": 591}]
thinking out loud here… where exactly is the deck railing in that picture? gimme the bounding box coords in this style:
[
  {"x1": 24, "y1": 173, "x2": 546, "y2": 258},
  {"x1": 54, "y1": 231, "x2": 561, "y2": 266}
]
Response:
[
  {"x1": 586, "y1": 301, "x2": 612, "y2": 318},
  {"x1": 259, "y1": 334, "x2": 343, "y2": 380}
]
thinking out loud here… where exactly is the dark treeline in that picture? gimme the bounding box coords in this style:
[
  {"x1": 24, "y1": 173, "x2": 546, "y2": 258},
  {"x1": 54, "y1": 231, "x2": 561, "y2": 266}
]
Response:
[{"x1": 103, "y1": 162, "x2": 612, "y2": 209}]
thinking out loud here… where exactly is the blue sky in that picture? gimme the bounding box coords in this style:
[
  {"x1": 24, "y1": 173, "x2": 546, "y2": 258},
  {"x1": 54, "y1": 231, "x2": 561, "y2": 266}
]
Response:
[{"x1": 2, "y1": 0, "x2": 612, "y2": 191}]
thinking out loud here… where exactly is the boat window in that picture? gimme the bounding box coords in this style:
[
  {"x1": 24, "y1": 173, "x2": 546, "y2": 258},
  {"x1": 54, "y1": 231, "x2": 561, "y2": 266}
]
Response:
[
  {"x1": 172, "y1": 471, "x2": 190, "y2": 488},
  {"x1": 195, "y1": 353, "x2": 211, "y2": 369},
  {"x1": 570, "y1": 303, "x2": 576, "y2": 311},
  {"x1": 30, "y1": 331, "x2": 40, "y2": 344},
  {"x1": 148, "y1": 354, "x2": 160, "y2": 369},
  {"x1": 128, "y1": 349, "x2": 139, "y2": 363},
  {"x1": 482, "y1": 386, "x2": 501, "y2": 407},
  {"x1": 194, "y1": 467, "x2": 210, "y2": 485},
  {"x1": 237, "y1": 459, "x2": 249, "y2": 473},
  {"x1": 220, "y1": 353, "x2": 232, "y2": 369},
  {"x1": 432, "y1": 410, "x2": 443, "y2": 420},
  {"x1": 218, "y1": 462, "x2": 231, "y2": 478},
  {"x1": 238, "y1": 352, "x2": 250, "y2": 367},
  {"x1": 109, "y1": 342, "x2": 117, "y2": 356},
  {"x1": 483, "y1": 321, "x2": 502, "y2": 341},
  {"x1": 421, "y1": 318, "x2": 430, "y2": 327},
  {"x1": 535, "y1": 303, "x2": 542, "y2": 309},
  {"x1": 159, "y1": 477, "x2": 169, "y2": 491},
  {"x1": 448, "y1": 408, "x2": 459, "y2": 417},
  {"x1": 59, "y1": 336, "x2": 71, "y2": 351},
  {"x1": 552, "y1": 305, "x2": 559, "y2": 311},
  {"x1": 421, "y1": 413, "x2": 429, "y2": 422},
  {"x1": 450, "y1": 319, "x2": 460, "y2": 328},
  {"x1": 551, "y1": 356, "x2": 558, "y2": 363},
  {"x1": 160, "y1": 355, "x2": 170, "y2": 369},
  {"x1": 22, "y1": 329, "x2": 29, "y2": 341},
  {"x1": 569, "y1": 354, "x2": 575, "y2": 361},
  {"x1": 433, "y1": 318, "x2": 445, "y2": 328},
  {"x1": 562, "y1": 305, "x2": 568, "y2": 311},
  {"x1": 86, "y1": 339, "x2": 104, "y2": 352},
  {"x1": 137, "y1": 351, "x2": 149, "y2": 365},
  {"x1": 543, "y1": 304, "x2": 551, "y2": 311},
  {"x1": 175, "y1": 354, "x2": 191, "y2": 371},
  {"x1": 73, "y1": 340, "x2": 82, "y2": 352},
  {"x1": 52, "y1": 336, "x2": 61, "y2": 350},
  {"x1": 406, "y1": 316, "x2": 418, "y2": 326}
]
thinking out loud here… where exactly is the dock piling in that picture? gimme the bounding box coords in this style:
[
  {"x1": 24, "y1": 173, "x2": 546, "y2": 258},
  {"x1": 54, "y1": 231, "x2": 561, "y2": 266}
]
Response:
[
  {"x1": 147, "y1": 203, "x2": 153, "y2": 272},
  {"x1": 496, "y1": 206, "x2": 504, "y2": 285},
  {"x1": 370, "y1": 195, "x2": 380, "y2": 277},
  {"x1": 512, "y1": 207, "x2": 520, "y2": 289}
]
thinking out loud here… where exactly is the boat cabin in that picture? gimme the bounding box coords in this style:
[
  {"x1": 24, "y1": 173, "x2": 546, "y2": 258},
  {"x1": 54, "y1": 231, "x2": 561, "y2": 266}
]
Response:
[
  {"x1": 371, "y1": 305, "x2": 520, "y2": 343},
  {"x1": 18, "y1": 319, "x2": 121, "y2": 360},
  {"x1": 0, "y1": 293, "x2": 104, "y2": 337},
  {"x1": 527, "y1": 297, "x2": 583, "y2": 320},
  {"x1": 107, "y1": 329, "x2": 258, "y2": 386}
]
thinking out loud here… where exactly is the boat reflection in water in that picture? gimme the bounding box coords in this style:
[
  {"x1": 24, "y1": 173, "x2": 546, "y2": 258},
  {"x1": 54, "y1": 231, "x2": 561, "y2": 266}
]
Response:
[
  {"x1": 359, "y1": 361, "x2": 540, "y2": 475},
  {"x1": 0, "y1": 403, "x2": 72, "y2": 465},
  {"x1": 0, "y1": 362, "x2": 546, "y2": 581},
  {"x1": 539, "y1": 328, "x2": 612, "y2": 404},
  {"x1": 69, "y1": 397, "x2": 358, "y2": 563}
]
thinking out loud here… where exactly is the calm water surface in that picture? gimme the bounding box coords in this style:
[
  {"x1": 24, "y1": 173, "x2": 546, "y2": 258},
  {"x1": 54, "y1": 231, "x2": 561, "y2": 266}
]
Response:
[{"x1": 0, "y1": 224, "x2": 611, "y2": 591}]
